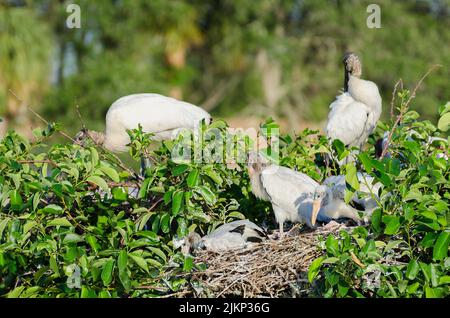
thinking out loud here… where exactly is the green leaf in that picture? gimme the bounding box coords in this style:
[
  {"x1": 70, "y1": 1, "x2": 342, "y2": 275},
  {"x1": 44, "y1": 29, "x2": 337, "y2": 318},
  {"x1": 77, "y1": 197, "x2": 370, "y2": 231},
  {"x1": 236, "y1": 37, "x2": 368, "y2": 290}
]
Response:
[
  {"x1": 148, "y1": 247, "x2": 167, "y2": 263},
  {"x1": 308, "y1": 256, "x2": 324, "y2": 283},
  {"x1": 23, "y1": 221, "x2": 37, "y2": 234},
  {"x1": 10, "y1": 190, "x2": 23, "y2": 210},
  {"x1": 172, "y1": 164, "x2": 189, "y2": 176},
  {"x1": 7, "y1": 286, "x2": 25, "y2": 298},
  {"x1": 326, "y1": 235, "x2": 339, "y2": 256},
  {"x1": 118, "y1": 250, "x2": 131, "y2": 291},
  {"x1": 101, "y1": 259, "x2": 115, "y2": 286},
  {"x1": 86, "y1": 235, "x2": 100, "y2": 253},
  {"x1": 42, "y1": 204, "x2": 64, "y2": 215},
  {"x1": 172, "y1": 191, "x2": 184, "y2": 215},
  {"x1": 112, "y1": 187, "x2": 128, "y2": 201},
  {"x1": 437, "y1": 112, "x2": 450, "y2": 131},
  {"x1": 344, "y1": 164, "x2": 359, "y2": 203},
  {"x1": 183, "y1": 256, "x2": 194, "y2": 272},
  {"x1": 160, "y1": 213, "x2": 171, "y2": 234},
  {"x1": 99, "y1": 165, "x2": 120, "y2": 182},
  {"x1": 47, "y1": 217, "x2": 72, "y2": 227},
  {"x1": 99, "y1": 290, "x2": 112, "y2": 298},
  {"x1": 186, "y1": 169, "x2": 199, "y2": 187},
  {"x1": 425, "y1": 286, "x2": 444, "y2": 298},
  {"x1": 194, "y1": 185, "x2": 217, "y2": 205},
  {"x1": 203, "y1": 169, "x2": 223, "y2": 185},
  {"x1": 90, "y1": 147, "x2": 99, "y2": 166},
  {"x1": 63, "y1": 233, "x2": 83, "y2": 243},
  {"x1": 129, "y1": 253, "x2": 149, "y2": 273},
  {"x1": 406, "y1": 259, "x2": 420, "y2": 280},
  {"x1": 433, "y1": 232, "x2": 450, "y2": 261},
  {"x1": 86, "y1": 176, "x2": 109, "y2": 191},
  {"x1": 383, "y1": 215, "x2": 401, "y2": 235}
]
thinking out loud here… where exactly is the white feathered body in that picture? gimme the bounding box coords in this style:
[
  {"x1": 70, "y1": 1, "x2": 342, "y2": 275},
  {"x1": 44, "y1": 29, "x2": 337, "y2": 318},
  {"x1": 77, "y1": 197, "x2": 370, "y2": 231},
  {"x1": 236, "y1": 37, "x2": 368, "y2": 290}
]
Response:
[
  {"x1": 326, "y1": 76, "x2": 382, "y2": 149},
  {"x1": 202, "y1": 220, "x2": 266, "y2": 252},
  {"x1": 252, "y1": 165, "x2": 319, "y2": 228},
  {"x1": 103, "y1": 94, "x2": 211, "y2": 152},
  {"x1": 323, "y1": 173, "x2": 381, "y2": 216}
]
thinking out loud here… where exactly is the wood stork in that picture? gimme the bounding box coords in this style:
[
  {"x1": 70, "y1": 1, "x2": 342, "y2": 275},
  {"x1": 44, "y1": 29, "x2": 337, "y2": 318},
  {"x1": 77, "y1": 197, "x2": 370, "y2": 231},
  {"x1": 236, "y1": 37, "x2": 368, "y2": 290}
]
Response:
[
  {"x1": 310, "y1": 172, "x2": 383, "y2": 226},
  {"x1": 74, "y1": 93, "x2": 211, "y2": 173},
  {"x1": 322, "y1": 173, "x2": 381, "y2": 221},
  {"x1": 326, "y1": 52, "x2": 382, "y2": 164},
  {"x1": 181, "y1": 220, "x2": 267, "y2": 254},
  {"x1": 311, "y1": 184, "x2": 362, "y2": 226},
  {"x1": 247, "y1": 152, "x2": 319, "y2": 236}
]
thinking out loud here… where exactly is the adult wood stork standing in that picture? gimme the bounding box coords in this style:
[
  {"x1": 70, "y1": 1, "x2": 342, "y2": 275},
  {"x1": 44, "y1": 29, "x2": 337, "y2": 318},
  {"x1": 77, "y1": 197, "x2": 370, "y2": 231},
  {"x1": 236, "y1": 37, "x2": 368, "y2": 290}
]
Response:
[
  {"x1": 74, "y1": 93, "x2": 211, "y2": 174},
  {"x1": 326, "y1": 52, "x2": 382, "y2": 164},
  {"x1": 181, "y1": 220, "x2": 267, "y2": 254},
  {"x1": 247, "y1": 152, "x2": 319, "y2": 236}
]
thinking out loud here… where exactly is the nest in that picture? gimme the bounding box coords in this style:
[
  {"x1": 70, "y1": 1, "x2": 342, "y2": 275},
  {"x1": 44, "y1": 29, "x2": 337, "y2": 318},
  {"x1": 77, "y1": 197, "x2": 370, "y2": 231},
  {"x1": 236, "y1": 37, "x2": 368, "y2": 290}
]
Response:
[{"x1": 183, "y1": 222, "x2": 350, "y2": 298}]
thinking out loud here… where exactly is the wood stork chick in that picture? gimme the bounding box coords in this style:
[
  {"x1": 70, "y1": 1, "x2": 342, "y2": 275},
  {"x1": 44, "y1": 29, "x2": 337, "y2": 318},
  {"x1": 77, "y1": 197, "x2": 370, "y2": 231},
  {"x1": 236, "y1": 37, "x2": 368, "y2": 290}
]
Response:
[
  {"x1": 326, "y1": 53, "x2": 382, "y2": 163},
  {"x1": 321, "y1": 173, "x2": 382, "y2": 223},
  {"x1": 181, "y1": 220, "x2": 267, "y2": 254},
  {"x1": 247, "y1": 152, "x2": 319, "y2": 237},
  {"x1": 311, "y1": 184, "x2": 363, "y2": 227}
]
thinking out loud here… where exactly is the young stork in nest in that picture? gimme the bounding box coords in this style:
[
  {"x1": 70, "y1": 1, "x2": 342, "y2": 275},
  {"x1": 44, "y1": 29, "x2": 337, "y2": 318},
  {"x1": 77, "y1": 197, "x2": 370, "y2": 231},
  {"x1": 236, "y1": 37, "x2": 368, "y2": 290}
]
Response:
[
  {"x1": 181, "y1": 220, "x2": 267, "y2": 254},
  {"x1": 247, "y1": 152, "x2": 319, "y2": 237}
]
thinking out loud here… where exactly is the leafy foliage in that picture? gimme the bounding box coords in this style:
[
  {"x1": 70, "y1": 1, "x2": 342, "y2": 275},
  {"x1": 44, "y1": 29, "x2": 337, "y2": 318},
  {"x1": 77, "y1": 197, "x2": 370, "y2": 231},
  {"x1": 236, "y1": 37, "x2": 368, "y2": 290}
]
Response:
[
  {"x1": 0, "y1": 89, "x2": 449, "y2": 298},
  {"x1": 0, "y1": 121, "x2": 268, "y2": 297},
  {"x1": 308, "y1": 94, "x2": 450, "y2": 298}
]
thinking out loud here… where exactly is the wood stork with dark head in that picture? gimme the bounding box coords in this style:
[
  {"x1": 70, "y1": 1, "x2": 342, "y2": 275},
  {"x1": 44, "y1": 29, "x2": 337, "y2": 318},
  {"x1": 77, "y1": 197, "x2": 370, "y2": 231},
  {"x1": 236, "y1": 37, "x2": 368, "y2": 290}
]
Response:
[{"x1": 326, "y1": 52, "x2": 382, "y2": 164}]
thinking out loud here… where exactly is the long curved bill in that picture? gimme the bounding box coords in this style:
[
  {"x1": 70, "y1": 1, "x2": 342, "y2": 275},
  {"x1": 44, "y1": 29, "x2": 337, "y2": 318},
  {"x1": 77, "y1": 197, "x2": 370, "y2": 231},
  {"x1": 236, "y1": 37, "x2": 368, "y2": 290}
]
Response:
[{"x1": 311, "y1": 199, "x2": 322, "y2": 226}]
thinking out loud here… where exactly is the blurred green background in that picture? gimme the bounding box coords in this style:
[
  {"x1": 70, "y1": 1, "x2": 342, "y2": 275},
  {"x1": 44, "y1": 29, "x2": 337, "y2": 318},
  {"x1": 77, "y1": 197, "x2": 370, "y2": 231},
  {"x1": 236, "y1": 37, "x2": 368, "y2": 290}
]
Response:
[{"x1": 0, "y1": 0, "x2": 449, "y2": 139}]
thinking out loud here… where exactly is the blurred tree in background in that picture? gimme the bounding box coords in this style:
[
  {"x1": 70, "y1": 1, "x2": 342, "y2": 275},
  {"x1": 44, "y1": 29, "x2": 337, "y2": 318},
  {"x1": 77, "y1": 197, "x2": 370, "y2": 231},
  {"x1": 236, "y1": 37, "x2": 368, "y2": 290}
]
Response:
[
  {"x1": 0, "y1": 0, "x2": 449, "y2": 136},
  {"x1": 0, "y1": 2, "x2": 51, "y2": 135}
]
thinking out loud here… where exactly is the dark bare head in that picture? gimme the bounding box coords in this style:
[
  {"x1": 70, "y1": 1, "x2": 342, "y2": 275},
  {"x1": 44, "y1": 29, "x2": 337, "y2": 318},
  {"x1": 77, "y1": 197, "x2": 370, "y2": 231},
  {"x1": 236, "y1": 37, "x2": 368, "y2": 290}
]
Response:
[
  {"x1": 247, "y1": 151, "x2": 271, "y2": 174},
  {"x1": 343, "y1": 52, "x2": 362, "y2": 77},
  {"x1": 74, "y1": 129, "x2": 105, "y2": 147},
  {"x1": 181, "y1": 232, "x2": 203, "y2": 255}
]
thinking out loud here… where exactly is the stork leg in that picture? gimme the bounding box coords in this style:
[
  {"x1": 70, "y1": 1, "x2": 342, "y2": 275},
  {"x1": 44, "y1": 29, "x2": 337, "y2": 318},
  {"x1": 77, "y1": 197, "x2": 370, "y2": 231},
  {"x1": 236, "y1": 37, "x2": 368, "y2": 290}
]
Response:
[{"x1": 279, "y1": 222, "x2": 284, "y2": 239}]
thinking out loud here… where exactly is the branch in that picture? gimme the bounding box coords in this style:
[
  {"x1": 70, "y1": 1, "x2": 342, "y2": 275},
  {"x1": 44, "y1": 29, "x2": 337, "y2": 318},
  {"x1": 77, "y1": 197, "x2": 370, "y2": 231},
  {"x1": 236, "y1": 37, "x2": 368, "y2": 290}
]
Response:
[
  {"x1": 8, "y1": 89, "x2": 142, "y2": 182},
  {"x1": 380, "y1": 64, "x2": 441, "y2": 159}
]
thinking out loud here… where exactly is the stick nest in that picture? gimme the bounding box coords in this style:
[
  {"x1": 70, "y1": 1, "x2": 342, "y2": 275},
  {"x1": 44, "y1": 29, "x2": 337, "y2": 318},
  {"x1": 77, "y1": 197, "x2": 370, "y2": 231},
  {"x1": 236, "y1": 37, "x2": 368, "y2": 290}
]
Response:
[{"x1": 183, "y1": 222, "x2": 349, "y2": 298}]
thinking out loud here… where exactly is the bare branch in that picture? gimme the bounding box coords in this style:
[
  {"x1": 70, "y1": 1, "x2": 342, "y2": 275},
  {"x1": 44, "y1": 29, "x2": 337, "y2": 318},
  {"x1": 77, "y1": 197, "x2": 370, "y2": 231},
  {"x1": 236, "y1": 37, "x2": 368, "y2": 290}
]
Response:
[{"x1": 380, "y1": 64, "x2": 441, "y2": 159}]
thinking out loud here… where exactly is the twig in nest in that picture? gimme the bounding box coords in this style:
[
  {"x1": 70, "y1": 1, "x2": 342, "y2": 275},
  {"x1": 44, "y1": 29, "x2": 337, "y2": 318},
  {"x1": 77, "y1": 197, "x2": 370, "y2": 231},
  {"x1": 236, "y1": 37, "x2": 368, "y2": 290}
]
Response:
[{"x1": 183, "y1": 225, "x2": 348, "y2": 297}]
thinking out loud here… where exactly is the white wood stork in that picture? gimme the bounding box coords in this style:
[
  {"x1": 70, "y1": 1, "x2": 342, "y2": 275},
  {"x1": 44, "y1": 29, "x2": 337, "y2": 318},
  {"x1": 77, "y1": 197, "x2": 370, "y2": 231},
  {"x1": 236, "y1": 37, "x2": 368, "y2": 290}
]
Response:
[
  {"x1": 75, "y1": 94, "x2": 211, "y2": 173},
  {"x1": 181, "y1": 220, "x2": 267, "y2": 254},
  {"x1": 326, "y1": 52, "x2": 382, "y2": 164},
  {"x1": 311, "y1": 173, "x2": 382, "y2": 226},
  {"x1": 247, "y1": 152, "x2": 319, "y2": 236}
]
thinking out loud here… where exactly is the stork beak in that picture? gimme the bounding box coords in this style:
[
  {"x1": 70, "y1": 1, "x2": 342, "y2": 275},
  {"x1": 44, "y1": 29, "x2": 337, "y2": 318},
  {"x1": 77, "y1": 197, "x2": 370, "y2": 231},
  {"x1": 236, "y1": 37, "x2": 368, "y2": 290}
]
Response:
[{"x1": 311, "y1": 199, "x2": 322, "y2": 226}]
